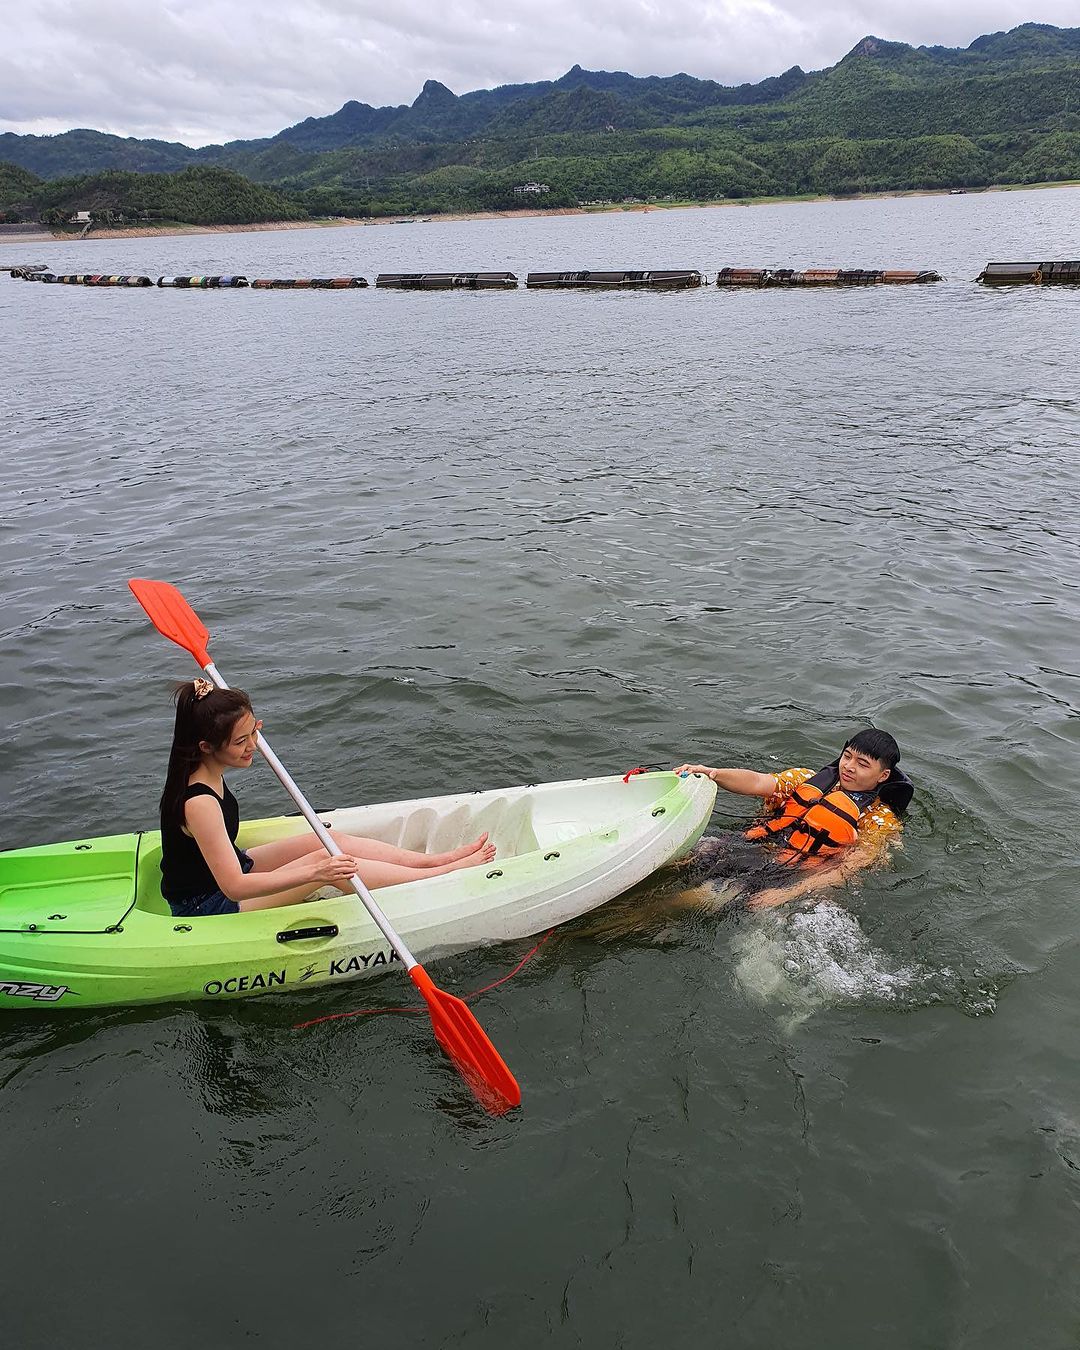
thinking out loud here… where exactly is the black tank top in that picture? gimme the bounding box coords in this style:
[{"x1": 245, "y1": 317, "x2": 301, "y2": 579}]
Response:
[{"x1": 160, "y1": 782, "x2": 245, "y2": 903}]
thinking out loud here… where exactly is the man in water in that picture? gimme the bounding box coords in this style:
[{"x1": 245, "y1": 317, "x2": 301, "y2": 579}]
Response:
[{"x1": 673, "y1": 728, "x2": 912, "y2": 910}]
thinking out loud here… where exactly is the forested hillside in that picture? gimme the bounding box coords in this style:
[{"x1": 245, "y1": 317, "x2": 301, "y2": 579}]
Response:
[{"x1": 0, "y1": 166, "x2": 305, "y2": 227}]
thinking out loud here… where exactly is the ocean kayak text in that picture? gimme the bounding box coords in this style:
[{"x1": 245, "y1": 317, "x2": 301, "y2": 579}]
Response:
[{"x1": 202, "y1": 949, "x2": 400, "y2": 995}]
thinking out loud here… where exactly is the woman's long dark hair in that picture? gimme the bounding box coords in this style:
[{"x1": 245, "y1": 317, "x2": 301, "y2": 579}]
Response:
[{"x1": 159, "y1": 682, "x2": 254, "y2": 831}]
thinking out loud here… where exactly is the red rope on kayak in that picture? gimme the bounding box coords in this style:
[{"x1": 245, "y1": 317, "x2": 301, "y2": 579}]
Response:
[{"x1": 292, "y1": 928, "x2": 556, "y2": 1030}]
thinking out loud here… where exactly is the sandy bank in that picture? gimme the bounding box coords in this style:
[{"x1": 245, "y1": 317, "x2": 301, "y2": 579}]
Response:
[
  {"x1": 22, "y1": 179, "x2": 1080, "y2": 244},
  {"x1": 50, "y1": 208, "x2": 589, "y2": 241}
]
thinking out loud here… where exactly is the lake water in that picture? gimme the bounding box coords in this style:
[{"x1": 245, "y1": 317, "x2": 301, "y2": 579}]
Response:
[{"x1": 3, "y1": 189, "x2": 1079, "y2": 1348}]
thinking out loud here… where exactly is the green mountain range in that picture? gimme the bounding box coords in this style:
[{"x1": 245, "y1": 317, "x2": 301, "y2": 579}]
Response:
[{"x1": 3, "y1": 22, "x2": 1079, "y2": 224}]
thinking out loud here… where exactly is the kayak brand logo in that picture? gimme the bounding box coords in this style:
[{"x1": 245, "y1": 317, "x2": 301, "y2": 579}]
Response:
[
  {"x1": 199, "y1": 952, "x2": 399, "y2": 995},
  {"x1": 203, "y1": 969, "x2": 286, "y2": 995},
  {"x1": 0, "y1": 980, "x2": 73, "y2": 1002},
  {"x1": 329, "y1": 950, "x2": 400, "y2": 976}
]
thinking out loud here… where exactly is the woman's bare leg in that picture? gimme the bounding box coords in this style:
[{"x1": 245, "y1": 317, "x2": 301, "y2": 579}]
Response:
[
  {"x1": 246, "y1": 830, "x2": 494, "y2": 873},
  {"x1": 338, "y1": 830, "x2": 495, "y2": 868},
  {"x1": 238, "y1": 850, "x2": 498, "y2": 912}
]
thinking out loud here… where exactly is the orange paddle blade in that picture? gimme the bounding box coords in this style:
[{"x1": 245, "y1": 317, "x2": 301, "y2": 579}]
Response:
[
  {"x1": 129, "y1": 579, "x2": 213, "y2": 668},
  {"x1": 410, "y1": 965, "x2": 521, "y2": 1115}
]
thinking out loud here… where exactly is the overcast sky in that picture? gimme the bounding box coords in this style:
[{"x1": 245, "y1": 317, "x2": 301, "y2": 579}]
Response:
[{"x1": 4, "y1": 1, "x2": 1076, "y2": 146}]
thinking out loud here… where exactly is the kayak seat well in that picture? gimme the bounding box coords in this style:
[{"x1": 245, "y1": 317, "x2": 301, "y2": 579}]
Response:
[
  {"x1": 528, "y1": 776, "x2": 681, "y2": 847},
  {"x1": 0, "y1": 840, "x2": 138, "y2": 933}
]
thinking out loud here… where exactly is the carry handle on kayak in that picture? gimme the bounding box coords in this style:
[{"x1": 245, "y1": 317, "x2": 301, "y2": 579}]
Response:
[{"x1": 128, "y1": 578, "x2": 521, "y2": 1115}]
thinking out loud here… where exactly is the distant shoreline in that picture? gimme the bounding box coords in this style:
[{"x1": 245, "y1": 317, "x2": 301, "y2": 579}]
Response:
[{"x1": 8, "y1": 178, "x2": 1079, "y2": 244}]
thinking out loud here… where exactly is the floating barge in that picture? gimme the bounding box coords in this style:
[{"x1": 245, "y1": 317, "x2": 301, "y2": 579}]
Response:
[
  {"x1": 89, "y1": 275, "x2": 153, "y2": 287},
  {"x1": 525, "y1": 269, "x2": 703, "y2": 289},
  {"x1": 250, "y1": 277, "x2": 369, "y2": 289},
  {"x1": 716, "y1": 267, "x2": 941, "y2": 287},
  {"x1": 375, "y1": 272, "x2": 518, "y2": 290},
  {"x1": 46, "y1": 274, "x2": 153, "y2": 287},
  {"x1": 5, "y1": 263, "x2": 50, "y2": 277},
  {"x1": 156, "y1": 275, "x2": 249, "y2": 288},
  {"x1": 977, "y1": 260, "x2": 1080, "y2": 284}
]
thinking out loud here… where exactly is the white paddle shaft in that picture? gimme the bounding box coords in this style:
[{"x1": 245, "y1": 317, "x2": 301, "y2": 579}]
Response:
[{"x1": 204, "y1": 661, "x2": 419, "y2": 970}]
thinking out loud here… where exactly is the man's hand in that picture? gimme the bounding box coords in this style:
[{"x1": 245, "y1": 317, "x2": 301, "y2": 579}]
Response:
[
  {"x1": 673, "y1": 763, "x2": 714, "y2": 779},
  {"x1": 671, "y1": 765, "x2": 778, "y2": 797}
]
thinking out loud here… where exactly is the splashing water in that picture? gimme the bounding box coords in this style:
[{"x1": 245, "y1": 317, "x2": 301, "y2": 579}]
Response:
[{"x1": 731, "y1": 901, "x2": 930, "y2": 1027}]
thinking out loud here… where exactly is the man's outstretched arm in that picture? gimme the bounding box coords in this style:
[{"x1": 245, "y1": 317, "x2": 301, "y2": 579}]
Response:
[{"x1": 673, "y1": 764, "x2": 778, "y2": 797}]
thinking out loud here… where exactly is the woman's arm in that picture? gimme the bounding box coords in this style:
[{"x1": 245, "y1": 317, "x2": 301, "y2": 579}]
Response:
[
  {"x1": 184, "y1": 796, "x2": 358, "y2": 903},
  {"x1": 673, "y1": 764, "x2": 779, "y2": 797}
]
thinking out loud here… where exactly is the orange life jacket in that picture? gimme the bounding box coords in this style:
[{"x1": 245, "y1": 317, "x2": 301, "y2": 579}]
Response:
[{"x1": 745, "y1": 779, "x2": 862, "y2": 866}]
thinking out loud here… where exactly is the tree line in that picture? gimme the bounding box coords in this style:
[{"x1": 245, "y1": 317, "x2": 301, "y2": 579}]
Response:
[
  {"x1": 0, "y1": 166, "x2": 305, "y2": 227},
  {"x1": 3, "y1": 128, "x2": 1079, "y2": 227}
]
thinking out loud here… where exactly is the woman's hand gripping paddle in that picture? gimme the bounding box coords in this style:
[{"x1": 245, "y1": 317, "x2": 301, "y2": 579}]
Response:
[{"x1": 128, "y1": 578, "x2": 521, "y2": 1115}]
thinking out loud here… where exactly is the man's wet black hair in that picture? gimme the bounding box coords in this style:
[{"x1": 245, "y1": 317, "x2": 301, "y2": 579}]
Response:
[{"x1": 844, "y1": 728, "x2": 900, "y2": 770}]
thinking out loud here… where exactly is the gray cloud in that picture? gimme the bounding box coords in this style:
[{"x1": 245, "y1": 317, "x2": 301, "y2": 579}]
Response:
[{"x1": 3, "y1": 0, "x2": 1077, "y2": 145}]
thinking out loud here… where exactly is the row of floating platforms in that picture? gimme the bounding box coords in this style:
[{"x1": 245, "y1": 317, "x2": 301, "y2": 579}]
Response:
[
  {"x1": 5, "y1": 266, "x2": 935, "y2": 290},
  {"x1": 7, "y1": 268, "x2": 708, "y2": 289},
  {"x1": 7, "y1": 262, "x2": 1080, "y2": 289}
]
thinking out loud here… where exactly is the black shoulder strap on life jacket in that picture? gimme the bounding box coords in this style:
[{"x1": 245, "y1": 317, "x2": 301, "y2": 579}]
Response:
[
  {"x1": 807, "y1": 764, "x2": 839, "y2": 793},
  {"x1": 878, "y1": 767, "x2": 913, "y2": 816}
]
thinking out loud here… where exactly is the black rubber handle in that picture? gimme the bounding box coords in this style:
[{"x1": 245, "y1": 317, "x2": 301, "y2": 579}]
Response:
[{"x1": 276, "y1": 924, "x2": 339, "y2": 943}]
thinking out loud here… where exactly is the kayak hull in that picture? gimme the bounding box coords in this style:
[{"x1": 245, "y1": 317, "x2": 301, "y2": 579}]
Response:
[{"x1": 0, "y1": 772, "x2": 714, "y2": 1009}]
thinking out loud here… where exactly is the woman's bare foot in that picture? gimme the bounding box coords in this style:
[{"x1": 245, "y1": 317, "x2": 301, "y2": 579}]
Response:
[
  {"x1": 448, "y1": 841, "x2": 498, "y2": 871},
  {"x1": 421, "y1": 833, "x2": 492, "y2": 867}
]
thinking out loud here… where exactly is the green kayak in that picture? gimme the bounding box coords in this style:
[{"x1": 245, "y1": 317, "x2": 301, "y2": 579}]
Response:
[{"x1": 0, "y1": 771, "x2": 715, "y2": 1010}]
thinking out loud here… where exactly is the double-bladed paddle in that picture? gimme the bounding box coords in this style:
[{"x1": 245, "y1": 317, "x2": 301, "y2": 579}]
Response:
[{"x1": 129, "y1": 577, "x2": 521, "y2": 1115}]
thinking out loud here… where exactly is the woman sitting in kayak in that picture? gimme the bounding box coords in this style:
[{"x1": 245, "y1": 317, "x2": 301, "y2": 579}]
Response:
[{"x1": 159, "y1": 679, "x2": 496, "y2": 918}]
